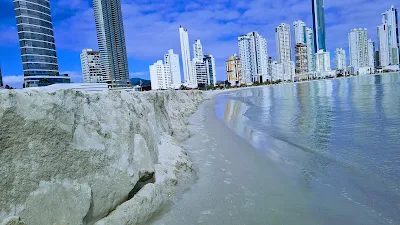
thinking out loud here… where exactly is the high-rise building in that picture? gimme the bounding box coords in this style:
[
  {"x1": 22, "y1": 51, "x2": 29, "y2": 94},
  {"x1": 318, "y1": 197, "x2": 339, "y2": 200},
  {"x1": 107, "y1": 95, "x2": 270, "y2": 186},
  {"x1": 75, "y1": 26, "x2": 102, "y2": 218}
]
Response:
[
  {"x1": 293, "y1": 20, "x2": 306, "y2": 44},
  {"x1": 306, "y1": 27, "x2": 316, "y2": 72},
  {"x1": 149, "y1": 60, "x2": 170, "y2": 90},
  {"x1": 80, "y1": 49, "x2": 106, "y2": 83},
  {"x1": 378, "y1": 24, "x2": 390, "y2": 67},
  {"x1": 179, "y1": 26, "x2": 197, "y2": 88},
  {"x1": 13, "y1": 0, "x2": 70, "y2": 87},
  {"x1": 315, "y1": 49, "x2": 331, "y2": 73},
  {"x1": 203, "y1": 54, "x2": 217, "y2": 87},
  {"x1": 295, "y1": 43, "x2": 308, "y2": 74},
  {"x1": 335, "y1": 48, "x2": 347, "y2": 70},
  {"x1": 378, "y1": 6, "x2": 399, "y2": 66},
  {"x1": 348, "y1": 28, "x2": 369, "y2": 69},
  {"x1": 276, "y1": 23, "x2": 292, "y2": 62},
  {"x1": 164, "y1": 49, "x2": 181, "y2": 89},
  {"x1": 93, "y1": 0, "x2": 130, "y2": 87},
  {"x1": 312, "y1": 0, "x2": 327, "y2": 52},
  {"x1": 193, "y1": 40, "x2": 203, "y2": 61},
  {"x1": 368, "y1": 40, "x2": 376, "y2": 68},
  {"x1": 382, "y1": 6, "x2": 399, "y2": 65},
  {"x1": 238, "y1": 31, "x2": 269, "y2": 83},
  {"x1": 226, "y1": 55, "x2": 241, "y2": 86},
  {"x1": 193, "y1": 60, "x2": 208, "y2": 87}
]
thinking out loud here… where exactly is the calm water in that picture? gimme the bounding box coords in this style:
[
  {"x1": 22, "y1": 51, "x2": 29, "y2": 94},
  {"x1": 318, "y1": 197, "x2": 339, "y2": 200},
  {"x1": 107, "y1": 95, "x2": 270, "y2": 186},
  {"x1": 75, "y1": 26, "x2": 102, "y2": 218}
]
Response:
[{"x1": 216, "y1": 73, "x2": 400, "y2": 224}]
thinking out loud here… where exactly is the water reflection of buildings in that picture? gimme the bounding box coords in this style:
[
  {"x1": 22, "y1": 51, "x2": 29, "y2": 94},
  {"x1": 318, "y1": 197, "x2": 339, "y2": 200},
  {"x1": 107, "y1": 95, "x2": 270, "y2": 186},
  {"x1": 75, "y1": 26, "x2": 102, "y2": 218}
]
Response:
[{"x1": 223, "y1": 99, "x2": 263, "y2": 147}]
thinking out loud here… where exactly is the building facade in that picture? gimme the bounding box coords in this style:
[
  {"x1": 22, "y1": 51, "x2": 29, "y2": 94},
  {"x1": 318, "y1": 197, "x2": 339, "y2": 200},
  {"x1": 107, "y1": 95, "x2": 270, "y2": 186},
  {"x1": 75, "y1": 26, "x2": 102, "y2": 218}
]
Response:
[
  {"x1": 179, "y1": 26, "x2": 197, "y2": 88},
  {"x1": 378, "y1": 24, "x2": 390, "y2": 67},
  {"x1": 238, "y1": 31, "x2": 269, "y2": 83},
  {"x1": 270, "y1": 61, "x2": 284, "y2": 82},
  {"x1": 164, "y1": 49, "x2": 181, "y2": 89},
  {"x1": 276, "y1": 23, "x2": 292, "y2": 62},
  {"x1": 193, "y1": 40, "x2": 203, "y2": 61},
  {"x1": 150, "y1": 60, "x2": 170, "y2": 90},
  {"x1": 312, "y1": 0, "x2": 327, "y2": 52},
  {"x1": 13, "y1": 0, "x2": 70, "y2": 87},
  {"x1": 80, "y1": 49, "x2": 106, "y2": 83},
  {"x1": 283, "y1": 61, "x2": 295, "y2": 81},
  {"x1": 226, "y1": 55, "x2": 241, "y2": 86},
  {"x1": 93, "y1": 0, "x2": 130, "y2": 86},
  {"x1": 315, "y1": 49, "x2": 331, "y2": 73},
  {"x1": 295, "y1": 43, "x2": 308, "y2": 74},
  {"x1": 349, "y1": 28, "x2": 369, "y2": 69},
  {"x1": 368, "y1": 40, "x2": 376, "y2": 69},
  {"x1": 378, "y1": 6, "x2": 399, "y2": 67},
  {"x1": 382, "y1": 6, "x2": 399, "y2": 65},
  {"x1": 293, "y1": 20, "x2": 306, "y2": 44},
  {"x1": 306, "y1": 27, "x2": 316, "y2": 72},
  {"x1": 193, "y1": 60, "x2": 208, "y2": 87},
  {"x1": 335, "y1": 48, "x2": 347, "y2": 70},
  {"x1": 203, "y1": 54, "x2": 217, "y2": 87}
]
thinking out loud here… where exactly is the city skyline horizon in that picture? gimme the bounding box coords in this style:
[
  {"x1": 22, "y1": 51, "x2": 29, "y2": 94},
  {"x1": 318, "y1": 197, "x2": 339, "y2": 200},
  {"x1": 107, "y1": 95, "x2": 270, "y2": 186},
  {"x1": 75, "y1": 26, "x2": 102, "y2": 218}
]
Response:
[{"x1": 0, "y1": 0, "x2": 397, "y2": 88}]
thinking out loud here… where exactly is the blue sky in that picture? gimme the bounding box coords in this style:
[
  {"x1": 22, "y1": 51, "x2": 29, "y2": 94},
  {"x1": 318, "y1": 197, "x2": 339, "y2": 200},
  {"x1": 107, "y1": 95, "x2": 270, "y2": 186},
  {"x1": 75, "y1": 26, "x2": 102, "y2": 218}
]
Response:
[{"x1": 0, "y1": 0, "x2": 397, "y2": 88}]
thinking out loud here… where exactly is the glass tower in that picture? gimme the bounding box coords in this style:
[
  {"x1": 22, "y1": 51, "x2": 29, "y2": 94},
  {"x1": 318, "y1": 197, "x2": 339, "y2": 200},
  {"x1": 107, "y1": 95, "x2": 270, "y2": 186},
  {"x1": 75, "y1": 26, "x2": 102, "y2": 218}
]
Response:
[
  {"x1": 93, "y1": 0, "x2": 130, "y2": 87},
  {"x1": 312, "y1": 0, "x2": 327, "y2": 52},
  {"x1": 13, "y1": 0, "x2": 70, "y2": 87}
]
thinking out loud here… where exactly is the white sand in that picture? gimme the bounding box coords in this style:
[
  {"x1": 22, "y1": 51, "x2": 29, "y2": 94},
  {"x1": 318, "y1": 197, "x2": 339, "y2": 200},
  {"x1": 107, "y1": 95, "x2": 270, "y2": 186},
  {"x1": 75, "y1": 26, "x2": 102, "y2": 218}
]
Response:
[{"x1": 0, "y1": 89, "x2": 204, "y2": 225}]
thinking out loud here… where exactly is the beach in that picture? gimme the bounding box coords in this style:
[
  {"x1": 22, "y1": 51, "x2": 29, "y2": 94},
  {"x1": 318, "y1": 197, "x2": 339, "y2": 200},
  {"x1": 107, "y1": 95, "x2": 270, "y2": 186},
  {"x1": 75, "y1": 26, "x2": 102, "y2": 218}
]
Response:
[{"x1": 150, "y1": 73, "x2": 399, "y2": 225}]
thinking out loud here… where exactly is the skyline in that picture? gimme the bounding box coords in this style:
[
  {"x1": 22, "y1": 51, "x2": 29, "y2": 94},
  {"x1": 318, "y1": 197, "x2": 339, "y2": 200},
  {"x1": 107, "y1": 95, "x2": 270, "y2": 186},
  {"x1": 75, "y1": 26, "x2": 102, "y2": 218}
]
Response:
[{"x1": 0, "y1": 0, "x2": 397, "y2": 88}]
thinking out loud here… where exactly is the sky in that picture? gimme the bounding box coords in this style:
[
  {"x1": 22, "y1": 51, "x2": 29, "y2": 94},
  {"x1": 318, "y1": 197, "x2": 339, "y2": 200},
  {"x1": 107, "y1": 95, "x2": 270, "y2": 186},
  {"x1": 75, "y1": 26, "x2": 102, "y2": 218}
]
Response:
[{"x1": 0, "y1": 0, "x2": 397, "y2": 88}]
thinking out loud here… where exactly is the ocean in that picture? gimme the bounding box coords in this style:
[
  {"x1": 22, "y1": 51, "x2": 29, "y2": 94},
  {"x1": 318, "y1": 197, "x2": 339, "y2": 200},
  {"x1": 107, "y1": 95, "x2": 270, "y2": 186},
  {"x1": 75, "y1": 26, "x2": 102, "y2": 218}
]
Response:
[{"x1": 216, "y1": 73, "x2": 400, "y2": 224}]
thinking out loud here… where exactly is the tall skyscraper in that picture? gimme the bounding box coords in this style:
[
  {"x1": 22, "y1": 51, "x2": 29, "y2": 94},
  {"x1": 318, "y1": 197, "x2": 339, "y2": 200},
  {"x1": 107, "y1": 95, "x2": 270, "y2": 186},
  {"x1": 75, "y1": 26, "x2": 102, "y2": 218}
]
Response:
[
  {"x1": 306, "y1": 27, "x2": 315, "y2": 72},
  {"x1": 93, "y1": 0, "x2": 130, "y2": 86},
  {"x1": 378, "y1": 24, "x2": 390, "y2": 66},
  {"x1": 312, "y1": 0, "x2": 327, "y2": 52},
  {"x1": 203, "y1": 54, "x2": 217, "y2": 87},
  {"x1": 276, "y1": 23, "x2": 292, "y2": 62},
  {"x1": 293, "y1": 20, "x2": 306, "y2": 44},
  {"x1": 226, "y1": 55, "x2": 241, "y2": 86},
  {"x1": 348, "y1": 28, "x2": 369, "y2": 69},
  {"x1": 238, "y1": 32, "x2": 268, "y2": 83},
  {"x1": 382, "y1": 6, "x2": 399, "y2": 65},
  {"x1": 193, "y1": 40, "x2": 203, "y2": 60},
  {"x1": 335, "y1": 48, "x2": 347, "y2": 70},
  {"x1": 164, "y1": 49, "x2": 181, "y2": 89},
  {"x1": 295, "y1": 43, "x2": 308, "y2": 74},
  {"x1": 179, "y1": 26, "x2": 196, "y2": 88},
  {"x1": 367, "y1": 40, "x2": 376, "y2": 68},
  {"x1": 378, "y1": 6, "x2": 399, "y2": 66},
  {"x1": 80, "y1": 49, "x2": 106, "y2": 83},
  {"x1": 13, "y1": 0, "x2": 70, "y2": 87}
]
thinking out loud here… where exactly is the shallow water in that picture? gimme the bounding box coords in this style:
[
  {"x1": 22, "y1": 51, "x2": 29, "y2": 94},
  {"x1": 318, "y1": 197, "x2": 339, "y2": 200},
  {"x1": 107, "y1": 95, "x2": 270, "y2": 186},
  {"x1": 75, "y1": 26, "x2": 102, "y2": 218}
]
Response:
[{"x1": 151, "y1": 73, "x2": 400, "y2": 225}]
